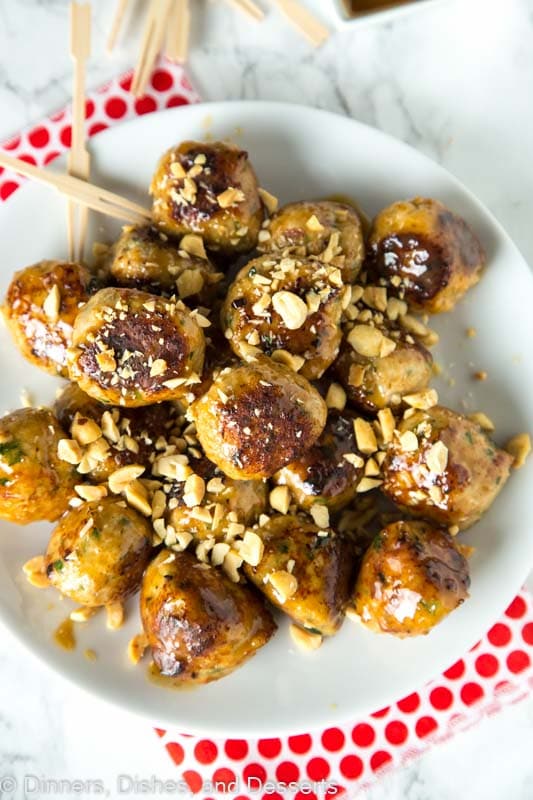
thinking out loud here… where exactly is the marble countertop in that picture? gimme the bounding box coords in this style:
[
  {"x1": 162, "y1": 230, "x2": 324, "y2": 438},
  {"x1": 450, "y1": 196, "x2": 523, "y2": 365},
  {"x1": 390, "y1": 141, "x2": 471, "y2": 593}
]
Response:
[{"x1": 0, "y1": 0, "x2": 532, "y2": 798}]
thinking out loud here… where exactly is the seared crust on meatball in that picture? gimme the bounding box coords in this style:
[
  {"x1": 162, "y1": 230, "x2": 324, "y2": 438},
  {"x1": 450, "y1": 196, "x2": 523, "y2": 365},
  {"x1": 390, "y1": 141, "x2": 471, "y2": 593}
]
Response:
[
  {"x1": 366, "y1": 198, "x2": 485, "y2": 314},
  {"x1": 259, "y1": 200, "x2": 364, "y2": 283},
  {"x1": 0, "y1": 408, "x2": 76, "y2": 524},
  {"x1": 140, "y1": 549, "x2": 276, "y2": 683},
  {"x1": 2, "y1": 260, "x2": 97, "y2": 377},
  {"x1": 244, "y1": 515, "x2": 353, "y2": 636},
  {"x1": 381, "y1": 406, "x2": 513, "y2": 529},
  {"x1": 45, "y1": 497, "x2": 152, "y2": 606},
  {"x1": 67, "y1": 287, "x2": 206, "y2": 407},
  {"x1": 354, "y1": 520, "x2": 470, "y2": 636},
  {"x1": 192, "y1": 355, "x2": 327, "y2": 480},
  {"x1": 150, "y1": 140, "x2": 263, "y2": 254},
  {"x1": 222, "y1": 254, "x2": 345, "y2": 380},
  {"x1": 274, "y1": 410, "x2": 365, "y2": 511}
]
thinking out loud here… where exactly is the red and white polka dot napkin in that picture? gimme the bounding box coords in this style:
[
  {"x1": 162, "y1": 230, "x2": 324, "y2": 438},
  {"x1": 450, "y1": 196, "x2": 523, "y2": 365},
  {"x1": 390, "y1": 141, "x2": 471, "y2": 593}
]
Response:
[{"x1": 0, "y1": 60, "x2": 531, "y2": 799}]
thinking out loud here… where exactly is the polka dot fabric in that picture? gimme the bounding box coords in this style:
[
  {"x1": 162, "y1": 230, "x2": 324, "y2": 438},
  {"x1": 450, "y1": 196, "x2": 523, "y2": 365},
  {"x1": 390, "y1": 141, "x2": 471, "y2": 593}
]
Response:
[
  {"x1": 156, "y1": 590, "x2": 533, "y2": 798},
  {"x1": 0, "y1": 60, "x2": 199, "y2": 202}
]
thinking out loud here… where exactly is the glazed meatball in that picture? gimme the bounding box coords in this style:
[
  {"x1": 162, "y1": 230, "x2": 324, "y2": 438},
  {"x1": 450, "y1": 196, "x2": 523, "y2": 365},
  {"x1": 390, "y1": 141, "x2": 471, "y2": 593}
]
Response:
[
  {"x1": 140, "y1": 549, "x2": 276, "y2": 683},
  {"x1": 150, "y1": 140, "x2": 263, "y2": 255},
  {"x1": 244, "y1": 515, "x2": 353, "y2": 636},
  {"x1": 273, "y1": 410, "x2": 365, "y2": 511},
  {"x1": 45, "y1": 497, "x2": 152, "y2": 606},
  {"x1": 192, "y1": 355, "x2": 327, "y2": 480},
  {"x1": 381, "y1": 406, "x2": 513, "y2": 529},
  {"x1": 259, "y1": 200, "x2": 364, "y2": 283},
  {"x1": 2, "y1": 259, "x2": 97, "y2": 377},
  {"x1": 109, "y1": 224, "x2": 222, "y2": 303},
  {"x1": 222, "y1": 253, "x2": 345, "y2": 380},
  {"x1": 67, "y1": 287, "x2": 205, "y2": 407},
  {"x1": 0, "y1": 408, "x2": 76, "y2": 524},
  {"x1": 365, "y1": 198, "x2": 485, "y2": 314},
  {"x1": 353, "y1": 520, "x2": 470, "y2": 636}
]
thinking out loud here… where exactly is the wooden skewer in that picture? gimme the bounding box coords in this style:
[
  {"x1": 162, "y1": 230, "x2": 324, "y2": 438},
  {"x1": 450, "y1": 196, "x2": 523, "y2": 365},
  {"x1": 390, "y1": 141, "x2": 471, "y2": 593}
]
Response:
[
  {"x1": 107, "y1": 0, "x2": 129, "y2": 53},
  {"x1": 68, "y1": 2, "x2": 92, "y2": 262},
  {"x1": 222, "y1": 0, "x2": 264, "y2": 21},
  {"x1": 275, "y1": 0, "x2": 329, "y2": 46},
  {"x1": 166, "y1": 0, "x2": 190, "y2": 63},
  {"x1": 0, "y1": 152, "x2": 152, "y2": 226},
  {"x1": 132, "y1": 0, "x2": 173, "y2": 98}
]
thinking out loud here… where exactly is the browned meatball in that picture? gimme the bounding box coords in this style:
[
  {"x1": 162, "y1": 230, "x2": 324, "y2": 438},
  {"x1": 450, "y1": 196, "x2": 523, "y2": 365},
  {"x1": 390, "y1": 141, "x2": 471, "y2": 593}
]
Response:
[
  {"x1": 381, "y1": 406, "x2": 513, "y2": 529},
  {"x1": 273, "y1": 410, "x2": 365, "y2": 511},
  {"x1": 353, "y1": 520, "x2": 470, "y2": 636},
  {"x1": 222, "y1": 253, "x2": 345, "y2": 380},
  {"x1": 140, "y1": 549, "x2": 276, "y2": 683},
  {"x1": 109, "y1": 224, "x2": 222, "y2": 303},
  {"x1": 259, "y1": 200, "x2": 364, "y2": 283},
  {"x1": 2, "y1": 259, "x2": 97, "y2": 377},
  {"x1": 365, "y1": 198, "x2": 485, "y2": 314},
  {"x1": 244, "y1": 515, "x2": 353, "y2": 636},
  {"x1": 192, "y1": 356, "x2": 327, "y2": 480},
  {"x1": 45, "y1": 497, "x2": 152, "y2": 606},
  {"x1": 150, "y1": 140, "x2": 263, "y2": 255},
  {"x1": 0, "y1": 408, "x2": 76, "y2": 524},
  {"x1": 67, "y1": 287, "x2": 205, "y2": 407}
]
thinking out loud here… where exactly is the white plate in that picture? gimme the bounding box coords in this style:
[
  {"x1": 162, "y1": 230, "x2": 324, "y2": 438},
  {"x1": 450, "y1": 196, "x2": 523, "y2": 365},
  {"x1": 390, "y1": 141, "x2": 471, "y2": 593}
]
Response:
[{"x1": 0, "y1": 101, "x2": 532, "y2": 737}]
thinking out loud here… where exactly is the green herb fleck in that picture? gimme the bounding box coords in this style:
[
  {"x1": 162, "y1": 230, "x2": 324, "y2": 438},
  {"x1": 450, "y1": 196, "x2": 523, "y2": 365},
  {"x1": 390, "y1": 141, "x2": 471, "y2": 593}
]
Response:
[
  {"x1": 91, "y1": 528, "x2": 101, "y2": 539},
  {"x1": 0, "y1": 477, "x2": 9, "y2": 487},
  {"x1": 465, "y1": 431, "x2": 474, "y2": 445},
  {"x1": 278, "y1": 542, "x2": 289, "y2": 554},
  {"x1": 0, "y1": 440, "x2": 24, "y2": 465},
  {"x1": 304, "y1": 626, "x2": 322, "y2": 636},
  {"x1": 496, "y1": 476, "x2": 501, "y2": 485},
  {"x1": 372, "y1": 533, "x2": 383, "y2": 551},
  {"x1": 419, "y1": 599, "x2": 439, "y2": 615},
  {"x1": 378, "y1": 571, "x2": 387, "y2": 584},
  {"x1": 486, "y1": 448, "x2": 495, "y2": 458},
  {"x1": 53, "y1": 560, "x2": 64, "y2": 572}
]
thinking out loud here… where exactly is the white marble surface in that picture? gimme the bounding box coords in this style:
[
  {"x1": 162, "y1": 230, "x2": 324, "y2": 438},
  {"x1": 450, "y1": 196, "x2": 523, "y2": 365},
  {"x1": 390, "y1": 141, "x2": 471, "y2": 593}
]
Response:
[{"x1": 0, "y1": 0, "x2": 532, "y2": 798}]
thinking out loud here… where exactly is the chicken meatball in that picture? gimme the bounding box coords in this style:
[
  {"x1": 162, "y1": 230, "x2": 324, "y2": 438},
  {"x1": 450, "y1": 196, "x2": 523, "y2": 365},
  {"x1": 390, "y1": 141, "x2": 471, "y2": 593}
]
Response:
[
  {"x1": 0, "y1": 408, "x2": 76, "y2": 524},
  {"x1": 273, "y1": 410, "x2": 365, "y2": 511},
  {"x1": 109, "y1": 224, "x2": 222, "y2": 303},
  {"x1": 67, "y1": 287, "x2": 205, "y2": 407},
  {"x1": 353, "y1": 520, "x2": 470, "y2": 636},
  {"x1": 45, "y1": 497, "x2": 152, "y2": 606},
  {"x1": 244, "y1": 515, "x2": 353, "y2": 636},
  {"x1": 365, "y1": 198, "x2": 485, "y2": 314},
  {"x1": 192, "y1": 355, "x2": 327, "y2": 480},
  {"x1": 259, "y1": 200, "x2": 364, "y2": 283},
  {"x1": 222, "y1": 253, "x2": 345, "y2": 380},
  {"x1": 140, "y1": 549, "x2": 276, "y2": 683},
  {"x1": 2, "y1": 259, "x2": 96, "y2": 377},
  {"x1": 381, "y1": 406, "x2": 513, "y2": 529},
  {"x1": 150, "y1": 140, "x2": 263, "y2": 255}
]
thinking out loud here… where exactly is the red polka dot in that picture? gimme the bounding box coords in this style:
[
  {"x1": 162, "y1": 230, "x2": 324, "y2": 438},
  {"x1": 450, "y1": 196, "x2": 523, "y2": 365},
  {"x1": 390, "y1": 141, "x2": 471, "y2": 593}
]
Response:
[
  {"x1": 257, "y1": 738, "x2": 281, "y2": 758},
  {"x1": 60, "y1": 126, "x2": 72, "y2": 147},
  {"x1": 28, "y1": 126, "x2": 50, "y2": 148},
  {"x1": 212, "y1": 768, "x2": 236, "y2": 790},
  {"x1": 105, "y1": 97, "x2": 127, "y2": 119},
  {"x1": 370, "y1": 751, "x2": 392, "y2": 772},
  {"x1": 165, "y1": 742, "x2": 184, "y2": 765},
  {"x1": 154, "y1": 728, "x2": 166, "y2": 737},
  {"x1": 288, "y1": 734, "x2": 312, "y2": 754},
  {"x1": 339, "y1": 755, "x2": 363, "y2": 780},
  {"x1": 44, "y1": 150, "x2": 60, "y2": 165},
  {"x1": 193, "y1": 739, "x2": 218, "y2": 764},
  {"x1": 444, "y1": 658, "x2": 466, "y2": 680},
  {"x1": 166, "y1": 94, "x2": 188, "y2": 108},
  {"x1": 0, "y1": 181, "x2": 19, "y2": 200},
  {"x1": 385, "y1": 720, "x2": 408, "y2": 745},
  {"x1": 507, "y1": 649, "x2": 531, "y2": 674},
  {"x1": 415, "y1": 716, "x2": 438, "y2": 738},
  {"x1": 182, "y1": 770, "x2": 202, "y2": 793},
  {"x1": 488, "y1": 622, "x2": 512, "y2": 647},
  {"x1": 352, "y1": 723, "x2": 375, "y2": 747},
  {"x1": 505, "y1": 596, "x2": 526, "y2": 619},
  {"x1": 475, "y1": 653, "x2": 499, "y2": 677},
  {"x1": 325, "y1": 785, "x2": 346, "y2": 798},
  {"x1": 262, "y1": 794, "x2": 282, "y2": 800},
  {"x1": 85, "y1": 99, "x2": 95, "y2": 118},
  {"x1": 371, "y1": 706, "x2": 390, "y2": 718},
  {"x1": 89, "y1": 122, "x2": 108, "y2": 136},
  {"x1": 152, "y1": 69, "x2": 174, "y2": 91},
  {"x1": 120, "y1": 74, "x2": 133, "y2": 91},
  {"x1": 306, "y1": 757, "x2": 330, "y2": 781},
  {"x1": 460, "y1": 682, "x2": 485, "y2": 706},
  {"x1": 522, "y1": 622, "x2": 533, "y2": 645},
  {"x1": 429, "y1": 686, "x2": 453, "y2": 711},
  {"x1": 321, "y1": 727, "x2": 345, "y2": 751},
  {"x1": 234, "y1": 796, "x2": 250, "y2": 800},
  {"x1": 3, "y1": 135, "x2": 20, "y2": 150},
  {"x1": 18, "y1": 153, "x2": 37, "y2": 165},
  {"x1": 296, "y1": 793, "x2": 317, "y2": 800},
  {"x1": 243, "y1": 764, "x2": 266, "y2": 785},
  {"x1": 135, "y1": 96, "x2": 157, "y2": 115},
  {"x1": 276, "y1": 761, "x2": 300, "y2": 784},
  {"x1": 225, "y1": 739, "x2": 248, "y2": 760},
  {"x1": 397, "y1": 692, "x2": 420, "y2": 713}
]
